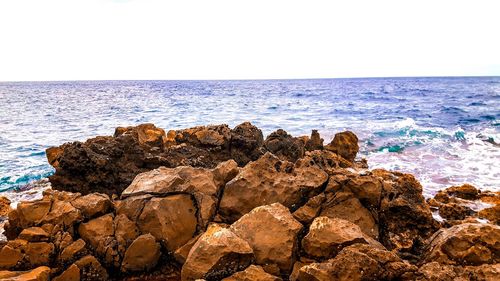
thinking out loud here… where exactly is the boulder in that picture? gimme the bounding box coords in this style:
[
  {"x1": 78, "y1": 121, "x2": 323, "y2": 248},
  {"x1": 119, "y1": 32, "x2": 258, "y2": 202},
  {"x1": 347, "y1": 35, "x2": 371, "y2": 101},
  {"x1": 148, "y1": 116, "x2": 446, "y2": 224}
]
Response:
[
  {"x1": 18, "y1": 227, "x2": 49, "y2": 242},
  {"x1": 137, "y1": 194, "x2": 197, "y2": 252},
  {"x1": 305, "y1": 130, "x2": 324, "y2": 151},
  {"x1": 263, "y1": 129, "x2": 305, "y2": 162},
  {"x1": 438, "y1": 202, "x2": 474, "y2": 221},
  {"x1": 229, "y1": 122, "x2": 265, "y2": 165},
  {"x1": 443, "y1": 184, "x2": 480, "y2": 200},
  {"x1": 0, "y1": 266, "x2": 50, "y2": 281},
  {"x1": 293, "y1": 194, "x2": 325, "y2": 225},
  {"x1": 114, "y1": 214, "x2": 140, "y2": 256},
  {"x1": 222, "y1": 265, "x2": 282, "y2": 281},
  {"x1": 74, "y1": 255, "x2": 108, "y2": 280},
  {"x1": 0, "y1": 239, "x2": 26, "y2": 269},
  {"x1": 59, "y1": 239, "x2": 87, "y2": 263},
  {"x1": 219, "y1": 153, "x2": 328, "y2": 222},
  {"x1": 53, "y1": 264, "x2": 80, "y2": 281},
  {"x1": 423, "y1": 223, "x2": 500, "y2": 265},
  {"x1": 413, "y1": 262, "x2": 500, "y2": 281},
  {"x1": 121, "y1": 234, "x2": 161, "y2": 272},
  {"x1": 324, "y1": 131, "x2": 359, "y2": 162},
  {"x1": 230, "y1": 203, "x2": 303, "y2": 274},
  {"x1": 0, "y1": 196, "x2": 12, "y2": 217},
  {"x1": 77, "y1": 213, "x2": 120, "y2": 266},
  {"x1": 301, "y1": 217, "x2": 382, "y2": 260},
  {"x1": 71, "y1": 193, "x2": 112, "y2": 219},
  {"x1": 181, "y1": 224, "x2": 254, "y2": 281}
]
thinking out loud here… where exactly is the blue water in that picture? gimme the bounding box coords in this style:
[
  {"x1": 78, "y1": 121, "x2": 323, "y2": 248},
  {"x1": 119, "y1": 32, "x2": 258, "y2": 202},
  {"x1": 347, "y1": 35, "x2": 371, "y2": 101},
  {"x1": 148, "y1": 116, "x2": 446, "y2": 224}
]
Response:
[{"x1": 1, "y1": 77, "x2": 499, "y2": 200}]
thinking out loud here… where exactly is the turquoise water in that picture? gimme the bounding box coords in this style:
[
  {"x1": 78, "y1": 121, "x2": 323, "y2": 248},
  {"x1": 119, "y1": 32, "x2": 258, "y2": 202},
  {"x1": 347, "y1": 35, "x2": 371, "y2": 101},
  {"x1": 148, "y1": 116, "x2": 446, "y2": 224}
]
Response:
[{"x1": 1, "y1": 77, "x2": 499, "y2": 198}]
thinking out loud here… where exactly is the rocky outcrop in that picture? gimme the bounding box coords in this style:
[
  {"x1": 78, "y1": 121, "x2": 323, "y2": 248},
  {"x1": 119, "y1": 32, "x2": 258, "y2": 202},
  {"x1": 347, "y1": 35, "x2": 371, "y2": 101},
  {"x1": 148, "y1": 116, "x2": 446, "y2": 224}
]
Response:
[{"x1": 2, "y1": 123, "x2": 499, "y2": 281}]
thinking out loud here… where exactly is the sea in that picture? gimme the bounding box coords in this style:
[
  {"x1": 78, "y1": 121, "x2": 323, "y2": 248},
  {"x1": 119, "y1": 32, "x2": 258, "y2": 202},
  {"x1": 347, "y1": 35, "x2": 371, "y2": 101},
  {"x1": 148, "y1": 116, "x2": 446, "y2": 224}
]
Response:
[{"x1": 0, "y1": 77, "x2": 499, "y2": 204}]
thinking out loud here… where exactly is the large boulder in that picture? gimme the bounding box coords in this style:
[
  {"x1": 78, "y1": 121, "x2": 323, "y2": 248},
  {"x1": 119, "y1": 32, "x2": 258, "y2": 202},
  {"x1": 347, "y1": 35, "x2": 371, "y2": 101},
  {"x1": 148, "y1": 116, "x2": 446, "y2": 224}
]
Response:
[
  {"x1": 422, "y1": 223, "x2": 500, "y2": 265},
  {"x1": 181, "y1": 224, "x2": 255, "y2": 281},
  {"x1": 324, "y1": 131, "x2": 359, "y2": 162},
  {"x1": 137, "y1": 194, "x2": 197, "y2": 252},
  {"x1": 121, "y1": 234, "x2": 161, "y2": 272},
  {"x1": 219, "y1": 153, "x2": 328, "y2": 222},
  {"x1": 230, "y1": 203, "x2": 303, "y2": 274},
  {"x1": 301, "y1": 217, "x2": 382, "y2": 260}
]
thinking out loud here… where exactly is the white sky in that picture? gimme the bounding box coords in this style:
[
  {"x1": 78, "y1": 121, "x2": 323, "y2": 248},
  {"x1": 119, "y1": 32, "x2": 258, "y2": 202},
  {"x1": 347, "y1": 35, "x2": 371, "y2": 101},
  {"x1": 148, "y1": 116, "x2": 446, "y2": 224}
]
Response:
[{"x1": 0, "y1": 0, "x2": 499, "y2": 81}]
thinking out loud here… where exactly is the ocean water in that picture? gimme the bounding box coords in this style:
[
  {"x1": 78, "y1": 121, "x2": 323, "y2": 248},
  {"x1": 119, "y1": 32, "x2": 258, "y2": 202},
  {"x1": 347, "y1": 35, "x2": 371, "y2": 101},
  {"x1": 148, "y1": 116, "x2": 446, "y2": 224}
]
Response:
[{"x1": 0, "y1": 77, "x2": 499, "y2": 201}]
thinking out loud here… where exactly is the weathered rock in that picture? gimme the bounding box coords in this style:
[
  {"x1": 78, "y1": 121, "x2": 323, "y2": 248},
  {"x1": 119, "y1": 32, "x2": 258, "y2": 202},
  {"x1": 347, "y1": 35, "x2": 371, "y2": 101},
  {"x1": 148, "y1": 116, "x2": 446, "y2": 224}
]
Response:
[
  {"x1": 77, "y1": 213, "x2": 120, "y2": 266},
  {"x1": 59, "y1": 239, "x2": 87, "y2": 264},
  {"x1": 301, "y1": 217, "x2": 382, "y2": 260},
  {"x1": 444, "y1": 184, "x2": 480, "y2": 200},
  {"x1": 229, "y1": 122, "x2": 265, "y2": 165},
  {"x1": 413, "y1": 262, "x2": 500, "y2": 281},
  {"x1": 53, "y1": 264, "x2": 80, "y2": 281},
  {"x1": 230, "y1": 203, "x2": 303, "y2": 274},
  {"x1": 0, "y1": 196, "x2": 12, "y2": 217},
  {"x1": 24, "y1": 242, "x2": 55, "y2": 267},
  {"x1": 293, "y1": 194, "x2": 325, "y2": 225},
  {"x1": 174, "y1": 234, "x2": 202, "y2": 264},
  {"x1": 181, "y1": 224, "x2": 254, "y2": 281},
  {"x1": 324, "y1": 131, "x2": 359, "y2": 162},
  {"x1": 138, "y1": 194, "x2": 197, "y2": 252},
  {"x1": 114, "y1": 214, "x2": 140, "y2": 256},
  {"x1": 74, "y1": 255, "x2": 108, "y2": 280},
  {"x1": 479, "y1": 205, "x2": 500, "y2": 225},
  {"x1": 71, "y1": 193, "x2": 112, "y2": 219},
  {"x1": 438, "y1": 202, "x2": 474, "y2": 221},
  {"x1": 121, "y1": 234, "x2": 161, "y2": 272},
  {"x1": 219, "y1": 153, "x2": 328, "y2": 222},
  {"x1": 0, "y1": 239, "x2": 26, "y2": 269},
  {"x1": 305, "y1": 130, "x2": 324, "y2": 152},
  {"x1": 0, "y1": 266, "x2": 50, "y2": 281},
  {"x1": 222, "y1": 265, "x2": 282, "y2": 281},
  {"x1": 18, "y1": 227, "x2": 49, "y2": 242},
  {"x1": 423, "y1": 223, "x2": 500, "y2": 265},
  {"x1": 263, "y1": 129, "x2": 305, "y2": 162}
]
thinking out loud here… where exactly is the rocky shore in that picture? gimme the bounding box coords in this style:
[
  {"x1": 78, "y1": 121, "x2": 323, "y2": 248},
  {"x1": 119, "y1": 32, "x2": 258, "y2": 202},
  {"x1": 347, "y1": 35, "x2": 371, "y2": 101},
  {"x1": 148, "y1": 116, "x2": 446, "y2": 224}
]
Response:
[{"x1": 0, "y1": 122, "x2": 498, "y2": 281}]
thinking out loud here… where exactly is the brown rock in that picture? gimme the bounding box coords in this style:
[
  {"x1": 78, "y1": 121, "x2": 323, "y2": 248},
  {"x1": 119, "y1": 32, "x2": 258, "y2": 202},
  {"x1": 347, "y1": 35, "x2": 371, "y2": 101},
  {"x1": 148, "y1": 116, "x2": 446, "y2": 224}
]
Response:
[
  {"x1": 78, "y1": 214, "x2": 114, "y2": 250},
  {"x1": 59, "y1": 239, "x2": 87, "y2": 263},
  {"x1": 479, "y1": 205, "x2": 500, "y2": 224},
  {"x1": 174, "y1": 234, "x2": 202, "y2": 264},
  {"x1": 74, "y1": 255, "x2": 108, "y2": 280},
  {"x1": 301, "y1": 217, "x2": 382, "y2": 260},
  {"x1": 222, "y1": 265, "x2": 282, "y2": 281},
  {"x1": 219, "y1": 153, "x2": 328, "y2": 222},
  {"x1": 121, "y1": 234, "x2": 161, "y2": 272},
  {"x1": 115, "y1": 194, "x2": 153, "y2": 221},
  {"x1": 0, "y1": 266, "x2": 50, "y2": 281},
  {"x1": 438, "y1": 202, "x2": 474, "y2": 220},
  {"x1": 413, "y1": 262, "x2": 500, "y2": 281},
  {"x1": 138, "y1": 194, "x2": 197, "y2": 252},
  {"x1": 71, "y1": 193, "x2": 112, "y2": 219},
  {"x1": 46, "y1": 146, "x2": 63, "y2": 168},
  {"x1": 181, "y1": 224, "x2": 254, "y2": 281},
  {"x1": 305, "y1": 130, "x2": 324, "y2": 151},
  {"x1": 229, "y1": 122, "x2": 265, "y2": 165},
  {"x1": 293, "y1": 194, "x2": 326, "y2": 225},
  {"x1": 263, "y1": 129, "x2": 305, "y2": 162},
  {"x1": 324, "y1": 131, "x2": 359, "y2": 162},
  {"x1": 114, "y1": 214, "x2": 140, "y2": 256},
  {"x1": 18, "y1": 227, "x2": 49, "y2": 242},
  {"x1": 0, "y1": 240, "x2": 25, "y2": 269},
  {"x1": 230, "y1": 203, "x2": 303, "y2": 274},
  {"x1": 23, "y1": 242, "x2": 54, "y2": 267},
  {"x1": 53, "y1": 264, "x2": 80, "y2": 281},
  {"x1": 14, "y1": 199, "x2": 51, "y2": 228},
  {"x1": 423, "y1": 223, "x2": 500, "y2": 265},
  {"x1": 445, "y1": 184, "x2": 480, "y2": 200},
  {"x1": 0, "y1": 196, "x2": 12, "y2": 217}
]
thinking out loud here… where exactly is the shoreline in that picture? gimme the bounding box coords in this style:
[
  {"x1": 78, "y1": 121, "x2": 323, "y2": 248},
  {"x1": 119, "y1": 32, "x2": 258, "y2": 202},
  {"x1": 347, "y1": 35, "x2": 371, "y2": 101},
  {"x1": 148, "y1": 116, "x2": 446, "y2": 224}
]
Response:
[{"x1": 0, "y1": 122, "x2": 498, "y2": 280}]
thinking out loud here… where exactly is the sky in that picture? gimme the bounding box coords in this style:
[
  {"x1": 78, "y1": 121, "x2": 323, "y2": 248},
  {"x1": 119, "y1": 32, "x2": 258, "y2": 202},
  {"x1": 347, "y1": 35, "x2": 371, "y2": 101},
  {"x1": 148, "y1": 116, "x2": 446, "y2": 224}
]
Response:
[{"x1": 0, "y1": 0, "x2": 499, "y2": 81}]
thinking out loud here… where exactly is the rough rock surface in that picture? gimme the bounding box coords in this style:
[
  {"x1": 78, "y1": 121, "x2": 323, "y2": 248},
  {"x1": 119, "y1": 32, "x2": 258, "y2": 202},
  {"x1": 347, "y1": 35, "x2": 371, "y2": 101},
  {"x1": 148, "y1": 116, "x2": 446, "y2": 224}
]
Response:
[
  {"x1": 230, "y1": 203, "x2": 303, "y2": 274},
  {"x1": 324, "y1": 131, "x2": 359, "y2": 162},
  {"x1": 121, "y1": 234, "x2": 161, "y2": 272},
  {"x1": 181, "y1": 224, "x2": 255, "y2": 281},
  {"x1": 222, "y1": 265, "x2": 282, "y2": 281},
  {"x1": 219, "y1": 153, "x2": 328, "y2": 222}
]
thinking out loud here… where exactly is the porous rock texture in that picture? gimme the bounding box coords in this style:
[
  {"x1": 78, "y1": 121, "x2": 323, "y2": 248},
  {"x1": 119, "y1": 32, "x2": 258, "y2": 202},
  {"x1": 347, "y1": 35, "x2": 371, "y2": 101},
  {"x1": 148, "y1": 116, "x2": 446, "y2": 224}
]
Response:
[{"x1": 0, "y1": 122, "x2": 498, "y2": 281}]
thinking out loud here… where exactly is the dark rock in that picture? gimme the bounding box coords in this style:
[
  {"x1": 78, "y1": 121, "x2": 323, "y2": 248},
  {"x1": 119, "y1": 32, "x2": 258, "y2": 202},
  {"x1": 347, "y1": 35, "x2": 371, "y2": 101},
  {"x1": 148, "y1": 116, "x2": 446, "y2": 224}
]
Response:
[{"x1": 264, "y1": 129, "x2": 305, "y2": 162}]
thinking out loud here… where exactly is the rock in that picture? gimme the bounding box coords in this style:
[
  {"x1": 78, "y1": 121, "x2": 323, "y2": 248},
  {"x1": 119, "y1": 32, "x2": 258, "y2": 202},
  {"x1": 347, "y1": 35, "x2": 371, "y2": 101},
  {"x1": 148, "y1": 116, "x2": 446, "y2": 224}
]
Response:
[
  {"x1": 114, "y1": 214, "x2": 140, "y2": 256},
  {"x1": 115, "y1": 123, "x2": 168, "y2": 147},
  {"x1": 0, "y1": 239, "x2": 25, "y2": 269},
  {"x1": 478, "y1": 205, "x2": 500, "y2": 224},
  {"x1": 413, "y1": 262, "x2": 500, "y2": 281},
  {"x1": 444, "y1": 184, "x2": 480, "y2": 200},
  {"x1": 376, "y1": 170, "x2": 439, "y2": 256},
  {"x1": 115, "y1": 194, "x2": 153, "y2": 221},
  {"x1": 222, "y1": 265, "x2": 282, "y2": 281},
  {"x1": 74, "y1": 255, "x2": 108, "y2": 280},
  {"x1": 0, "y1": 266, "x2": 50, "y2": 281},
  {"x1": 301, "y1": 217, "x2": 382, "y2": 260},
  {"x1": 12, "y1": 199, "x2": 51, "y2": 229},
  {"x1": 219, "y1": 153, "x2": 328, "y2": 222},
  {"x1": 438, "y1": 202, "x2": 474, "y2": 220},
  {"x1": 25, "y1": 242, "x2": 55, "y2": 267},
  {"x1": 263, "y1": 129, "x2": 305, "y2": 162},
  {"x1": 77, "y1": 213, "x2": 120, "y2": 266},
  {"x1": 230, "y1": 203, "x2": 303, "y2": 274},
  {"x1": 298, "y1": 244, "x2": 415, "y2": 281},
  {"x1": 303, "y1": 150, "x2": 353, "y2": 175},
  {"x1": 305, "y1": 130, "x2": 324, "y2": 151},
  {"x1": 181, "y1": 224, "x2": 254, "y2": 281},
  {"x1": 121, "y1": 234, "x2": 161, "y2": 272},
  {"x1": 71, "y1": 193, "x2": 112, "y2": 219},
  {"x1": 59, "y1": 239, "x2": 87, "y2": 263},
  {"x1": 423, "y1": 223, "x2": 500, "y2": 265},
  {"x1": 293, "y1": 194, "x2": 326, "y2": 225},
  {"x1": 137, "y1": 194, "x2": 197, "y2": 252},
  {"x1": 174, "y1": 234, "x2": 202, "y2": 264},
  {"x1": 18, "y1": 227, "x2": 49, "y2": 242},
  {"x1": 229, "y1": 122, "x2": 265, "y2": 165},
  {"x1": 324, "y1": 131, "x2": 359, "y2": 162},
  {"x1": 53, "y1": 264, "x2": 80, "y2": 281},
  {"x1": 0, "y1": 196, "x2": 12, "y2": 217}
]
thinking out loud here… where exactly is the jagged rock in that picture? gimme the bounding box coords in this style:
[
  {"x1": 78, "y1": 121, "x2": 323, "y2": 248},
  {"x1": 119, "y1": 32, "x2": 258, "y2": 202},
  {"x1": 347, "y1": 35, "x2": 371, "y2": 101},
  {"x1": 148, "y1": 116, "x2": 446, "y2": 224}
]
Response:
[
  {"x1": 0, "y1": 196, "x2": 12, "y2": 217},
  {"x1": 438, "y1": 202, "x2": 474, "y2": 220},
  {"x1": 479, "y1": 205, "x2": 500, "y2": 224},
  {"x1": 122, "y1": 160, "x2": 237, "y2": 228},
  {"x1": 375, "y1": 170, "x2": 439, "y2": 256},
  {"x1": 303, "y1": 150, "x2": 353, "y2": 175},
  {"x1": 59, "y1": 239, "x2": 87, "y2": 263},
  {"x1": 423, "y1": 223, "x2": 500, "y2": 265},
  {"x1": 324, "y1": 131, "x2": 359, "y2": 162},
  {"x1": 443, "y1": 184, "x2": 480, "y2": 200},
  {"x1": 301, "y1": 217, "x2": 382, "y2": 260},
  {"x1": 229, "y1": 122, "x2": 265, "y2": 165},
  {"x1": 0, "y1": 266, "x2": 50, "y2": 281},
  {"x1": 78, "y1": 213, "x2": 120, "y2": 266},
  {"x1": 174, "y1": 234, "x2": 202, "y2": 264},
  {"x1": 74, "y1": 255, "x2": 108, "y2": 280},
  {"x1": 137, "y1": 194, "x2": 197, "y2": 252},
  {"x1": 114, "y1": 214, "x2": 140, "y2": 256},
  {"x1": 413, "y1": 262, "x2": 500, "y2": 281},
  {"x1": 115, "y1": 194, "x2": 153, "y2": 221},
  {"x1": 293, "y1": 194, "x2": 326, "y2": 225},
  {"x1": 181, "y1": 224, "x2": 254, "y2": 281},
  {"x1": 297, "y1": 244, "x2": 415, "y2": 281},
  {"x1": 219, "y1": 153, "x2": 328, "y2": 222},
  {"x1": 71, "y1": 193, "x2": 112, "y2": 219},
  {"x1": 53, "y1": 264, "x2": 80, "y2": 281},
  {"x1": 121, "y1": 234, "x2": 161, "y2": 272},
  {"x1": 0, "y1": 239, "x2": 26, "y2": 269},
  {"x1": 230, "y1": 203, "x2": 303, "y2": 274},
  {"x1": 24, "y1": 242, "x2": 54, "y2": 267},
  {"x1": 222, "y1": 265, "x2": 282, "y2": 281},
  {"x1": 18, "y1": 227, "x2": 49, "y2": 242},
  {"x1": 9, "y1": 199, "x2": 51, "y2": 230},
  {"x1": 305, "y1": 130, "x2": 324, "y2": 151},
  {"x1": 263, "y1": 129, "x2": 305, "y2": 162}
]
